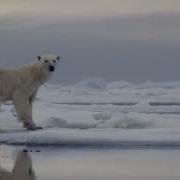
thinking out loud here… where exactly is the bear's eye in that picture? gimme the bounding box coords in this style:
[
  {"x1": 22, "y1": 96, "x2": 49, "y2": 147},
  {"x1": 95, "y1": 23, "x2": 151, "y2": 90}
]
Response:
[
  {"x1": 44, "y1": 60, "x2": 48, "y2": 63},
  {"x1": 53, "y1": 60, "x2": 56, "y2": 63}
]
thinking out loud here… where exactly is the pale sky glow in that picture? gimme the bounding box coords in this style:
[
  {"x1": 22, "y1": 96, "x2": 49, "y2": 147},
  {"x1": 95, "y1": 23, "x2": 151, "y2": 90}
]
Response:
[
  {"x1": 0, "y1": 0, "x2": 180, "y2": 17},
  {"x1": 0, "y1": 0, "x2": 180, "y2": 83}
]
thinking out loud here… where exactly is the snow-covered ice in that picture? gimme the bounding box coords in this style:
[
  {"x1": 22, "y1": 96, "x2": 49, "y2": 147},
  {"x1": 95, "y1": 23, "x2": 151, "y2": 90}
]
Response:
[{"x1": 1, "y1": 79, "x2": 180, "y2": 146}]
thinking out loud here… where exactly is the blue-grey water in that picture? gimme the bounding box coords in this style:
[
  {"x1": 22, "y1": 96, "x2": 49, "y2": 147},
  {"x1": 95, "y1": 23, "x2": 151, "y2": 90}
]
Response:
[{"x1": 1, "y1": 146, "x2": 180, "y2": 180}]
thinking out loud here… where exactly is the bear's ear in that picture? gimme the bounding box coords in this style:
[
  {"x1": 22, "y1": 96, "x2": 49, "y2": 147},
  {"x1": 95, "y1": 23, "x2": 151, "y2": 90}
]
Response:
[
  {"x1": 57, "y1": 56, "x2": 62, "y2": 61},
  {"x1": 37, "y1": 56, "x2": 41, "y2": 61}
]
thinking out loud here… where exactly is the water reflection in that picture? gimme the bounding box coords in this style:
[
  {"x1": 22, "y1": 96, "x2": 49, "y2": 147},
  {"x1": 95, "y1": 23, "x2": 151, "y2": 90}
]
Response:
[{"x1": 0, "y1": 149, "x2": 36, "y2": 180}]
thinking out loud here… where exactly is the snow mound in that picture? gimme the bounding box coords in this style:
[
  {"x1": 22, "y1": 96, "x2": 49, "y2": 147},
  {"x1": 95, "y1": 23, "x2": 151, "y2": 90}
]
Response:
[
  {"x1": 75, "y1": 78, "x2": 107, "y2": 89},
  {"x1": 110, "y1": 116, "x2": 154, "y2": 129},
  {"x1": 92, "y1": 112, "x2": 112, "y2": 121},
  {"x1": 94, "y1": 112, "x2": 154, "y2": 129},
  {"x1": 44, "y1": 117, "x2": 96, "y2": 129}
]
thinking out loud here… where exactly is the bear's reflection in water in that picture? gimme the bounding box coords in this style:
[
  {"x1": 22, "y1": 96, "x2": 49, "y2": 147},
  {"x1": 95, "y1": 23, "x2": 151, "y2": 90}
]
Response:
[{"x1": 0, "y1": 149, "x2": 36, "y2": 180}]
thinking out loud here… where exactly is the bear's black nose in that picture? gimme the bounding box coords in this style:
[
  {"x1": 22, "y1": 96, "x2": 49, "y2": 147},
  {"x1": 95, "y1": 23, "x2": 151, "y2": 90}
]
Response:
[{"x1": 49, "y1": 66, "x2": 55, "y2": 72}]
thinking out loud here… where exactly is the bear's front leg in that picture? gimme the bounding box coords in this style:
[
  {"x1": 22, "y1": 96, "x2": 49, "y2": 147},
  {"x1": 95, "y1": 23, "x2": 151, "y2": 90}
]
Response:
[
  {"x1": 13, "y1": 91, "x2": 42, "y2": 130},
  {"x1": 26, "y1": 92, "x2": 42, "y2": 130}
]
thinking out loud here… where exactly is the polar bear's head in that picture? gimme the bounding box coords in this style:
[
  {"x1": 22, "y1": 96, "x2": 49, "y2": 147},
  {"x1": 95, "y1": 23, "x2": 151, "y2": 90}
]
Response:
[{"x1": 37, "y1": 54, "x2": 61, "y2": 73}]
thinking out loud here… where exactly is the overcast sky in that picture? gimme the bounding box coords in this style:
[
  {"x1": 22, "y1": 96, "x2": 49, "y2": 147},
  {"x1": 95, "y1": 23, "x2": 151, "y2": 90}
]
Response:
[{"x1": 0, "y1": 0, "x2": 180, "y2": 84}]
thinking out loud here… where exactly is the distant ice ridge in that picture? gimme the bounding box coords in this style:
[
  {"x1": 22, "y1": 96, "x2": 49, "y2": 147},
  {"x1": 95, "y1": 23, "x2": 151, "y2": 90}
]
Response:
[{"x1": 39, "y1": 78, "x2": 180, "y2": 105}]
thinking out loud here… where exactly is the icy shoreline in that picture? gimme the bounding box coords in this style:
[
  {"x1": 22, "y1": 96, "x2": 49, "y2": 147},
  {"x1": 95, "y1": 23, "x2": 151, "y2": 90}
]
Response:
[
  {"x1": 1, "y1": 79, "x2": 180, "y2": 147},
  {"x1": 1, "y1": 128, "x2": 180, "y2": 147}
]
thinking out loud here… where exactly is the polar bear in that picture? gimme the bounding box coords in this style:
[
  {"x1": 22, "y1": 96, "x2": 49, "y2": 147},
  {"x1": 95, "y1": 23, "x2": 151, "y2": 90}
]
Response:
[{"x1": 0, "y1": 54, "x2": 61, "y2": 130}]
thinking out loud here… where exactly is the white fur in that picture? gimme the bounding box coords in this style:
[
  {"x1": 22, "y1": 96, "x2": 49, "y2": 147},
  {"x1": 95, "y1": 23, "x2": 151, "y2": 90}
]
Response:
[{"x1": 0, "y1": 54, "x2": 60, "y2": 130}]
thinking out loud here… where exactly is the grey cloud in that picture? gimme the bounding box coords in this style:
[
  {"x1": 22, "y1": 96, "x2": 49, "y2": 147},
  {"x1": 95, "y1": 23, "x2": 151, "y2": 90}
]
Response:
[{"x1": 0, "y1": 13, "x2": 180, "y2": 83}]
